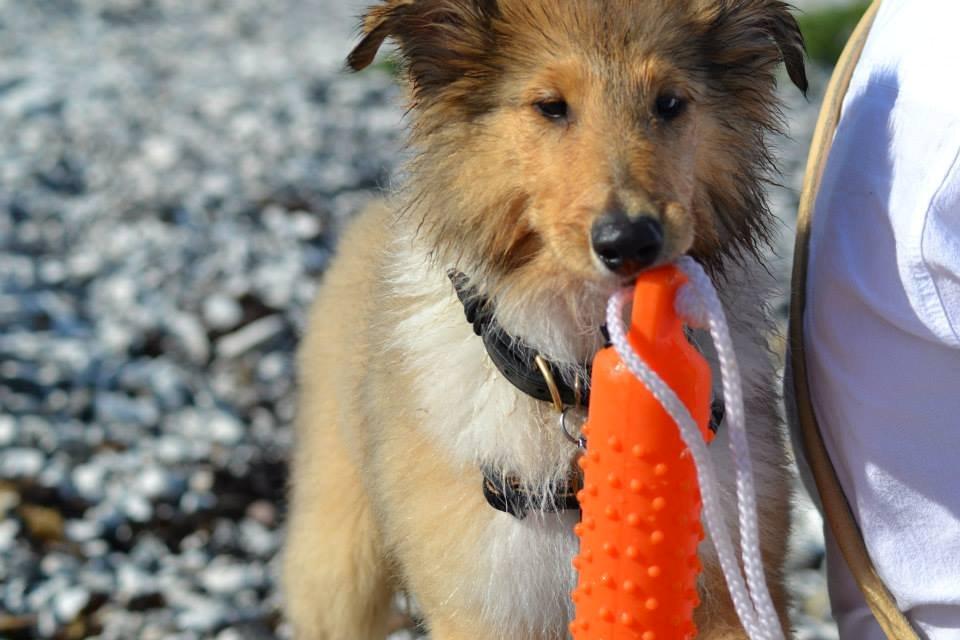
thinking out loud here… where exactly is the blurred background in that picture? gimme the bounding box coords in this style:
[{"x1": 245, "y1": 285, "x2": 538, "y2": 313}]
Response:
[{"x1": 0, "y1": 1, "x2": 868, "y2": 638}]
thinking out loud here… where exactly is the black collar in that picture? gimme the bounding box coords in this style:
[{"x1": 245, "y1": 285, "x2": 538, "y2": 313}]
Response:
[
  {"x1": 448, "y1": 270, "x2": 591, "y2": 408},
  {"x1": 481, "y1": 469, "x2": 582, "y2": 519},
  {"x1": 448, "y1": 270, "x2": 724, "y2": 519}
]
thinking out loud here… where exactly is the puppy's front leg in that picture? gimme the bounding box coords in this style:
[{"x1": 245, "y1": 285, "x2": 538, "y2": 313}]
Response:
[{"x1": 283, "y1": 411, "x2": 394, "y2": 640}]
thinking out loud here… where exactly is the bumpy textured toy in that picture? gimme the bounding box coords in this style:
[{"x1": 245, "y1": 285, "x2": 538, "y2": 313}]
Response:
[{"x1": 571, "y1": 265, "x2": 713, "y2": 640}]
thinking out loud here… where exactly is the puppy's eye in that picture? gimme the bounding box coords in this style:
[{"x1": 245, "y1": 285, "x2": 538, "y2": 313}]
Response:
[
  {"x1": 655, "y1": 95, "x2": 686, "y2": 121},
  {"x1": 535, "y1": 99, "x2": 569, "y2": 121}
]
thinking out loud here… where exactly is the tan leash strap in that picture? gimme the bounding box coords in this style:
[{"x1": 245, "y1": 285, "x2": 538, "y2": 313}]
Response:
[{"x1": 788, "y1": 2, "x2": 920, "y2": 638}]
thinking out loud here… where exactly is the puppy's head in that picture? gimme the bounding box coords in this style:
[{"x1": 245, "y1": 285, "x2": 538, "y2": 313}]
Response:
[{"x1": 350, "y1": 0, "x2": 805, "y2": 355}]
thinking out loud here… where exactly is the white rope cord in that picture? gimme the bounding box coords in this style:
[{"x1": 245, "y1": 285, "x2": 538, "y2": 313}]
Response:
[{"x1": 605, "y1": 256, "x2": 784, "y2": 640}]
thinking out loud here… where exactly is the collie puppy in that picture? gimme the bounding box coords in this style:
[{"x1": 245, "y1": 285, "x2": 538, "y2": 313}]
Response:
[{"x1": 283, "y1": 1, "x2": 807, "y2": 638}]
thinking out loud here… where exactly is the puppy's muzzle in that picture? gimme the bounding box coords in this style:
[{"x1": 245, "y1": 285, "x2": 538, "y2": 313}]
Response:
[{"x1": 590, "y1": 210, "x2": 663, "y2": 277}]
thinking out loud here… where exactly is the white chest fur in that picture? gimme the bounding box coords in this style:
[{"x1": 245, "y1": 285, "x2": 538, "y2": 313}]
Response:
[{"x1": 387, "y1": 243, "x2": 582, "y2": 488}]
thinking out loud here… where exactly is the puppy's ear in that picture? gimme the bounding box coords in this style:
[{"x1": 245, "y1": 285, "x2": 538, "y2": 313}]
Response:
[
  {"x1": 347, "y1": 0, "x2": 416, "y2": 71},
  {"x1": 347, "y1": 0, "x2": 502, "y2": 114},
  {"x1": 699, "y1": 0, "x2": 808, "y2": 94},
  {"x1": 765, "y1": 1, "x2": 808, "y2": 93}
]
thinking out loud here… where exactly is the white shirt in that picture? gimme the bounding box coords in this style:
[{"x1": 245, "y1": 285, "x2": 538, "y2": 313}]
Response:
[{"x1": 805, "y1": 1, "x2": 960, "y2": 638}]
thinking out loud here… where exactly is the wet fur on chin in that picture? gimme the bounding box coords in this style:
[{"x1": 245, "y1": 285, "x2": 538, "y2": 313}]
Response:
[{"x1": 283, "y1": 1, "x2": 806, "y2": 638}]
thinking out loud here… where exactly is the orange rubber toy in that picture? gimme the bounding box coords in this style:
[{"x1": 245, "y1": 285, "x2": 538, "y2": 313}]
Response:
[{"x1": 571, "y1": 265, "x2": 713, "y2": 640}]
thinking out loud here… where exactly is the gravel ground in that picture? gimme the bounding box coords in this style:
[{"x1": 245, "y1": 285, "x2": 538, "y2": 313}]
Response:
[{"x1": 0, "y1": 1, "x2": 834, "y2": 639}]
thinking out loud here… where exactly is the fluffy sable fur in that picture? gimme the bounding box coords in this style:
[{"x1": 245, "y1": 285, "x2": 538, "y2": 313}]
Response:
[{"x1": 283, "y1": 1, "x2": 806, "y2": 638}]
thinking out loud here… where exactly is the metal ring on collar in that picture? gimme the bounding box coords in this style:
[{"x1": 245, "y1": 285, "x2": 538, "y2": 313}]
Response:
[{"x1": 559, "y1": 408, "x2": 587, "y2": 449}]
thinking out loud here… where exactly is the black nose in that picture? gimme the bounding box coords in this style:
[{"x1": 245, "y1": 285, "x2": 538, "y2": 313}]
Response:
[{"x1": 591, "y1": 211, "x2": 664, "y2": 276}]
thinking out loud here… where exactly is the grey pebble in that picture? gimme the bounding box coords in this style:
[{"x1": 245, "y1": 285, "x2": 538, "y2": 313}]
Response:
[
  {"x1": 0, "y1": 415, "x2": 16, "y2": 446},
  {"x1": 65, "y1": 519, "x2": 103, "y2": 543},
  {"x1": 53, "y1": 586, "x2": 91, "y2": 623},
  {"x1": 200, "y1": 561, "x2": 263, "y2": 594},
  {"x1": 203, "y1": 295, "x2": 244, "y2": 331},
  {"x1": 166, "y1": 313, "x2": 211, "y2": 365},
  {"x1": 175, "y1": 596, "x2": 229, "y2": 632},
  {"x1": 72, "y1": 463, "x2": 106, "y2": 502},
  {"x1": 0, "y1": 448, "x2": 45, "y2": 478},
  {"x1": 216, "y1": 316, "x2": 286, "y2": 360},
  {"x1": 0, "y1": 519, "x2": 20, "y2": 552}
]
